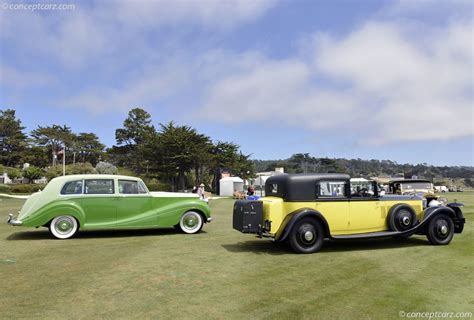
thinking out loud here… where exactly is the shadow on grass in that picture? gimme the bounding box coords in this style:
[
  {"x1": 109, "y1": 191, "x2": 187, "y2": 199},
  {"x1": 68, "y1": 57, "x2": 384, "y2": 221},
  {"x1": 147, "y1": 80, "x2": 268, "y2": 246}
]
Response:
[
  {"x1": 222, "y1": 240, "x2": 293, "y2": 255},
  {"x1": 222, "y1": 236, "x2": 429, "y2": 254},
  {"x1": 6, "y1": 228, "x2": 208, "y2": 240},
  {"x1": 322, "y1": 236, "x2": 428, "y2": 253}
]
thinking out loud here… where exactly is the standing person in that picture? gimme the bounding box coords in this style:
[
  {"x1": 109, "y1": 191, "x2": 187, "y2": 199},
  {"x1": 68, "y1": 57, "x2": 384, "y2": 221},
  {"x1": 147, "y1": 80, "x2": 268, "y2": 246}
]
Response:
[
  {"x1": 197, "y1": 183, "x2": 205, "y2": 199},
  {"x1": 247, "y1": 185, "x2": 255, "y2": 196}
]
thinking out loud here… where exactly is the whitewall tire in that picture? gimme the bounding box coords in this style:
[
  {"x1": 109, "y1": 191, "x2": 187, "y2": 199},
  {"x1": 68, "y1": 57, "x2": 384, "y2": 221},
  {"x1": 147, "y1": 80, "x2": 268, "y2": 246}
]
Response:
[
  {"x1": 49, "y1": 215, "x2": 79, "y2": 239},
  {"x1": 179, "y1": 211, "x2": 203, "y2": 234}
]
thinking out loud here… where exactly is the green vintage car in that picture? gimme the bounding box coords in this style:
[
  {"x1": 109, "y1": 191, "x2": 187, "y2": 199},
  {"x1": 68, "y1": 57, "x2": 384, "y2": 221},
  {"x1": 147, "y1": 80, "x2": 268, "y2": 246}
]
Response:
[{"x1": 7, "y1": 174, "x2": 212, "y2": 239}]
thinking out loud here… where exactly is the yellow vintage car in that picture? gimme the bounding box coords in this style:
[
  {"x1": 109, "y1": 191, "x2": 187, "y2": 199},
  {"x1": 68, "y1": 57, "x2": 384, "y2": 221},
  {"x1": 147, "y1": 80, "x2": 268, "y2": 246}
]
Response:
[{"x1": 233, "y1": 173, "x2": 465, "y2": 253}]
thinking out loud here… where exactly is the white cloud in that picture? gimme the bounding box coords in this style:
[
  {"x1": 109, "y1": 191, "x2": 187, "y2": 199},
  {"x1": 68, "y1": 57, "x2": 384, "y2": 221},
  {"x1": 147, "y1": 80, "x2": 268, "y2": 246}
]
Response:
[
  {"x1": 381, "y1": 0, "x2": 472, "y2": 19},
  {"x1": 60, "y1": 50, "x2": 276, "y2": 114},
  {"x1": 0, "y1": 0, "x2": 278, "y2": 111},
  {"x1": 0, "y1": 65, "x2": 55, "y2": 88},
  {"x1": 199, "y1": 19, "x2": 473, "y2": 144},
  {"x1": 202, "y1": 58, "x2": 310, "y2": 119},
  {"x1": 0, "y1": 0, "x2": 277, "y2": 68},
  {"x1": 314, "y1": 20, "x2": 473, "y2": 143},
  {"x1": 62, "y1": 62, "x2": 191, "y2": 114}
]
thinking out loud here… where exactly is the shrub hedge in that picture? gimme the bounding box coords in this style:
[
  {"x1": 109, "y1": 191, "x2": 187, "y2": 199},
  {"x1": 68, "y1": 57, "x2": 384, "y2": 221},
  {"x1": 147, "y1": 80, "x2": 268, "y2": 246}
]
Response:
[
  {"x1": 0, "y1": 184, "x2": 11, "y2": 193},
  {"x1": 9, "y1": 184, "x2": 46, "y2": 194}
]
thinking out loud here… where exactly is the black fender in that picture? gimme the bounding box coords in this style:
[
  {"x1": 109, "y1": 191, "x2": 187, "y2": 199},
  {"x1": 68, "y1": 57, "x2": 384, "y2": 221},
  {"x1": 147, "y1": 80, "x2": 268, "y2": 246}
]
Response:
[
  {"x1": 367, "y1": 206, "x2": 452, "y2": 238},
  {"x1": 447, "y1": 202, "x2": 465, "y2": 233},
  {"x1": 414, "y1": 205, "x2": 465, "y2": 235},
  {"x1": 276, "y1": 208, "x2": 331, "y2": 242}
]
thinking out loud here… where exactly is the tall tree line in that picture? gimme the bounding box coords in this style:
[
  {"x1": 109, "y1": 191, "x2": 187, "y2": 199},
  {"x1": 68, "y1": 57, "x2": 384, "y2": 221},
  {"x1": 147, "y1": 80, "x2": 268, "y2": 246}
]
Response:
[
  {"x1": 1, "y1": 109, "x2": 105, "y2": 169},
  {"x1": 109, "y1": 108, "x2": 254, "y2": 191},
  {"x1": 255, "y1": 154, "x2": 474, "y2": 180},
  {"x1": 0, "y1": 108, "x2": 254, "y2": 190}
]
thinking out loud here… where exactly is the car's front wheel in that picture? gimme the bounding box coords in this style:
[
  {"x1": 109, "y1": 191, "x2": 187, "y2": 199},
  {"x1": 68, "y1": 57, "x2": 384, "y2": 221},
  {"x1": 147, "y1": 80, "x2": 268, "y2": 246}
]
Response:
[
  {"x1": 179, "y1": 211, "x2": 203, "y2": 234},
  {"x1": 49, "y1": 215, "x2": 79, "y2": 239},
  {"x1": 289, "y1": 218, "x2": 324, "y2": 254},
  {"x1": 426, "y1": 214, "x2": 454, "y2": 245}
]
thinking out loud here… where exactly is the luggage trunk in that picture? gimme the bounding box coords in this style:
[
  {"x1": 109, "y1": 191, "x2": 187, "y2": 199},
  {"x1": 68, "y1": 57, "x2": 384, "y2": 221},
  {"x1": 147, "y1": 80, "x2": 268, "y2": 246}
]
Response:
[{"x1": 232, "y1": 200, "x2": 263, "y2": 234}]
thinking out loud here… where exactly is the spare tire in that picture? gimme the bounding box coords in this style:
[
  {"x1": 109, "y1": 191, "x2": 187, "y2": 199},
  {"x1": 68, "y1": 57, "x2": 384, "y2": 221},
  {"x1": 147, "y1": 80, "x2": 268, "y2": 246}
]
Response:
[{"x1": 388, "y1": 204, "x2": 417, "y2": 231}]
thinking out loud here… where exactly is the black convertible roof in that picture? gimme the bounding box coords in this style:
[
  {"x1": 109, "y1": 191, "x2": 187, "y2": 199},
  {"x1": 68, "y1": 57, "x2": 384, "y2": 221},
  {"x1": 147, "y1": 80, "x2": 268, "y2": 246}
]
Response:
[
  {"x1": 267, "y1": 173, "x2": 350, "y2": 184},
  {"x1": 265, "y1": 173, "x2": 351, "y2": 201}
]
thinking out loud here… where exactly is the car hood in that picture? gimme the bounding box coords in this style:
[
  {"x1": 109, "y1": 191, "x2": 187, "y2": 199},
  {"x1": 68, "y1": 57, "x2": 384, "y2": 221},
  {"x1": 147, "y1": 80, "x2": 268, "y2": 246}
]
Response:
[{"x1": 379, "y1": 194, "x2": 423, "y2": 201}]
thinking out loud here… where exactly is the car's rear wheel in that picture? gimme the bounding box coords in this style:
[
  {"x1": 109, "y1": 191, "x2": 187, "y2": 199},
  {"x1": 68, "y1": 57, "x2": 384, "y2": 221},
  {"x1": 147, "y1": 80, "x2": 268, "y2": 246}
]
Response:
[
  {"x1": 426, "y1": 214, "x2": 454, "y2": 245},
  {"x1": 289, "y1": 218, "x2": 324, "y2": 254},
  {"x1": 49, "y1": 215, "x2": 79, "y2": 239},
  {"x1": 179, "y1": 211, "x2": 203, "y2": 234},
  {"x1": 388, "y1": 206, "x2": 416, "y2": 231}
]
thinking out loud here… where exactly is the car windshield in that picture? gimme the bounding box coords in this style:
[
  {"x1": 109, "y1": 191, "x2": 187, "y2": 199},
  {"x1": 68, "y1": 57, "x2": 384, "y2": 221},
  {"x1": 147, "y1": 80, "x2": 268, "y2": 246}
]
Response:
[{"x1": 402, "y1": 182, "x2": 431, "y2": 190}]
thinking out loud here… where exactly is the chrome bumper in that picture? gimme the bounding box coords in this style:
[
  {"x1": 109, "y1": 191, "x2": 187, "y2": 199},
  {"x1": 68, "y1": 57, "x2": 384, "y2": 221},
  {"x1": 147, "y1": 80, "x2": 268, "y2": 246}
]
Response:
[
  {"x1": 7, "y1": 214, "x2": 22, "y2": 226},
  {"x1": 207, "y1": 217, "x2": 213, "y2": 223}
]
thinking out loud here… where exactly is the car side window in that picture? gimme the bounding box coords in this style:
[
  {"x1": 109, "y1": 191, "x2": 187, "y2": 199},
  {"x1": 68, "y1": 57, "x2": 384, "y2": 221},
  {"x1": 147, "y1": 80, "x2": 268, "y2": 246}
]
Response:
[
  {"x1": 118, "y1": 180, "x2": 145, "y2": 194},
  {"x1": 61, "y1": 180, "x2": 83, "y2": 195},
  {"x1": 138, "y1": 181, "x2": 148, "y2": 194},
  {"x1": 318, "y1": 181, "x2": 346, "y2": 197},
  {"x1": 84, "y1": 179, "x2": 114, "y2": 194}
]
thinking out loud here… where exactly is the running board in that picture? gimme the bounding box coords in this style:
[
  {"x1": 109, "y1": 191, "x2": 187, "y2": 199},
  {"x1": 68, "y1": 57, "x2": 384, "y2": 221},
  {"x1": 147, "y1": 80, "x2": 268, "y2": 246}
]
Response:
[{"x1": 332, "y1": 231, "x2": 407, "y2": 240}]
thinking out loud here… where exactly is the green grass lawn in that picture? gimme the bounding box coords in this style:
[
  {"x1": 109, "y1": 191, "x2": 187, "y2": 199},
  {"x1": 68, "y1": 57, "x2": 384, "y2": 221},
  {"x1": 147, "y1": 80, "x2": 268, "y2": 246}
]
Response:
[{"x1": 1, "y1": 193, "x2": 473, "y2": 319}]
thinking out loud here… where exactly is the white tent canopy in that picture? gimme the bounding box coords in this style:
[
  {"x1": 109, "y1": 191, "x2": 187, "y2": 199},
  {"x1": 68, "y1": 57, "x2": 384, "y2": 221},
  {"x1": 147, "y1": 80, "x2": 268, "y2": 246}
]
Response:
[{"x1": 219, "y1": 177, "x2": 244, "y2": 196}]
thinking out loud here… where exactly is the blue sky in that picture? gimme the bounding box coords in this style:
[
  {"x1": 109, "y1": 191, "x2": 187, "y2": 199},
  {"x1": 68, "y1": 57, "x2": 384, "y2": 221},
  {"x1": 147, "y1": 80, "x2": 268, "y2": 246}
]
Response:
[{"x1": 0, "y1": 0, "x2": 472, "y2": 166}]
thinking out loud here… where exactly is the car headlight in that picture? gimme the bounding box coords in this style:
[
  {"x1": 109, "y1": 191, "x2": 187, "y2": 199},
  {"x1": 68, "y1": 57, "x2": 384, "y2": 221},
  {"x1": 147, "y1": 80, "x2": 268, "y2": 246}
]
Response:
[
  {"x1": 429, "y1": 198, "x2": 447, "y2": 207},
  {"x1": 429, "y1": 200, "x2": 441, "y2": 207}
]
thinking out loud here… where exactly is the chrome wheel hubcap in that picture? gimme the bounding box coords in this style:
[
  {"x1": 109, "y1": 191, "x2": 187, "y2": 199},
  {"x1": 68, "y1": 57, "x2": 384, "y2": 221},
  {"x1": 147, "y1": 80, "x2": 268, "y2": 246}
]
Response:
[
  {"x1": 304, "y1": 231, "x2": 314, "y2": 241},
  {"x1": 56, "y1": 219, "x2": 72, "y2": 232},
  {"x1": 440, "y1": 225, "x2": 448, "y2": 235},
  {"x1": 184, "y1": 216, "x2": 197, "y2": 228},
  {"x1": 402, "y1": 216, "x2": 410, "y2": 226}
]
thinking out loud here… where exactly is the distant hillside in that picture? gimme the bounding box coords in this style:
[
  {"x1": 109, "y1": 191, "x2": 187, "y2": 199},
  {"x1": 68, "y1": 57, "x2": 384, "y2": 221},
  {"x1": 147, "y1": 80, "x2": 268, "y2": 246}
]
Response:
[{"x1": 253, "y1": 154, "x2": 474, "y2": 188}]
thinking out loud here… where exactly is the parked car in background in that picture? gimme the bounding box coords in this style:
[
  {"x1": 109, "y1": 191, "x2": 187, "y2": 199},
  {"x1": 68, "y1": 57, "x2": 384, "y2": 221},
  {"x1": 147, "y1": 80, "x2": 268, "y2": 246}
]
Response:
[
  {"x1": 8, "y1": 175, "x2": 212, "y2": 239},
  {"x1": 434, "y1": 186, "x2": 448, "y2": 193},
  {"x1": 233, "y1": 173, "x2": 465, "y2": 253},
  {"x1": 388, "y1": 179, "x2": 435, "y2": 195}
]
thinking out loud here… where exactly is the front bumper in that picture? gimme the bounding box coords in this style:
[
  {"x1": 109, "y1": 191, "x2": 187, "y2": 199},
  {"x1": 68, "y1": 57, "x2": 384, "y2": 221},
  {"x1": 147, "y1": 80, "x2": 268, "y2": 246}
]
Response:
[
  {"x1": 206, "y1": 217, "x2": 213, "y2": 223},
  {"x1": 7, "y1": 214, "x2": 22, "y2": 226}
]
